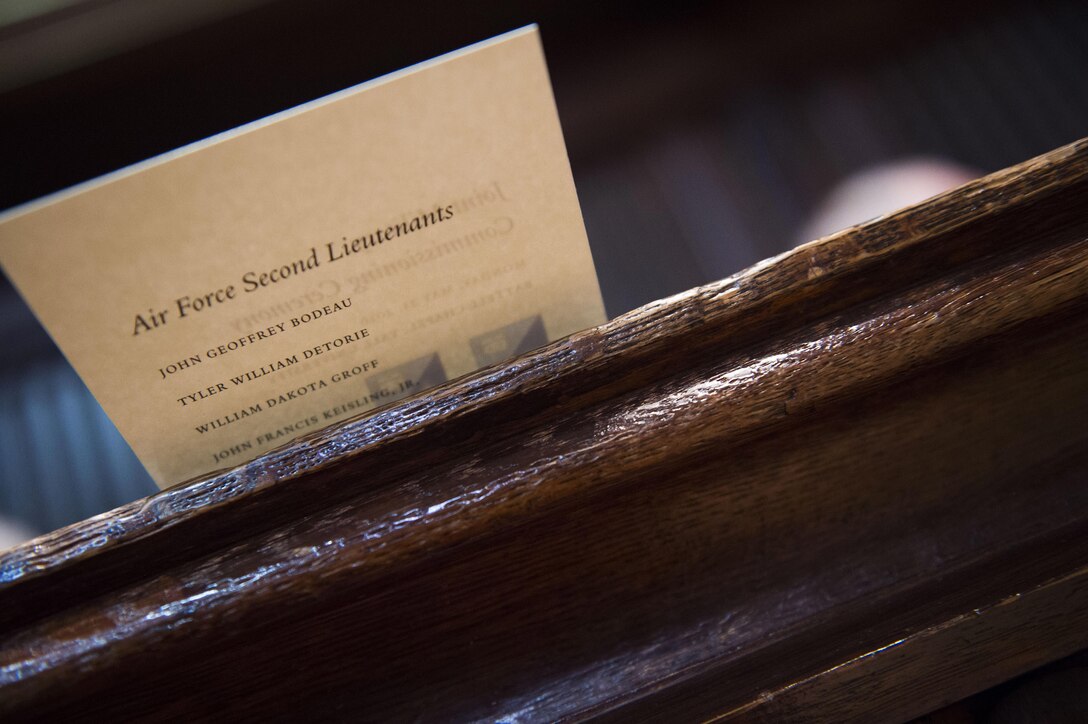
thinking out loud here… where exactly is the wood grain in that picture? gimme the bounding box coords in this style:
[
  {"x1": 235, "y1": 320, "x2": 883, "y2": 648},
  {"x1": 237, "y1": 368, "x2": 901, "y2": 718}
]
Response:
[{"x1": 1, "y1": 139, "x2": 1086, "y2": 722}]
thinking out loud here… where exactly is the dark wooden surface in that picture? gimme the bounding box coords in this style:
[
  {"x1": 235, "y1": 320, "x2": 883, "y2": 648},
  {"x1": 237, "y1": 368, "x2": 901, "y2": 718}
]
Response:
[{"x1": 1, "y1": 139, "x2": 1086, "y2": 721}]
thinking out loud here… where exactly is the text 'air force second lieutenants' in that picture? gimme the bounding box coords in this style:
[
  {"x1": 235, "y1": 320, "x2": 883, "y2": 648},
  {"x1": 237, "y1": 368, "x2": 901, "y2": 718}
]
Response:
[{"x1": 134, "y1": 204, "x2": 454, "y2": 337}]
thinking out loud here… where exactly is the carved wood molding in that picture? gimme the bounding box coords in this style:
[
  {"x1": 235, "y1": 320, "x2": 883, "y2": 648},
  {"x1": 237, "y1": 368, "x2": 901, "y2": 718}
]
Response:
[{"x1": 2, "y1": 139, "x2": 1087, "y2": 721}]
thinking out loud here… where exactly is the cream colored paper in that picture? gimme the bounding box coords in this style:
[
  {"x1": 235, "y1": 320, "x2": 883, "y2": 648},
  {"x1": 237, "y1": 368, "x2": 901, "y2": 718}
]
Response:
[{"x1": 0, "y1": 26, "x2": 605, "y2": 489}]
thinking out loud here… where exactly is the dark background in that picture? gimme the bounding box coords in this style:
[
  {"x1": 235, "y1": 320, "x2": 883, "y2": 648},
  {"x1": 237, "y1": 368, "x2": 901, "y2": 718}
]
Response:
[
  {"x1": 1, "y1": 0, "x2": 1086, "y2": 532},
  {"x1": 2, "y1": 2, "x2": 1088, "y2": 718}
]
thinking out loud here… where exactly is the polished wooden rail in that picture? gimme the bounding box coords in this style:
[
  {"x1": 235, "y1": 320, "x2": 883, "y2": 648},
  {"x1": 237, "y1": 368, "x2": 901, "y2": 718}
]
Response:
[{"x1": 2, "y1": 139, "x2": 1087, "y2": 722}]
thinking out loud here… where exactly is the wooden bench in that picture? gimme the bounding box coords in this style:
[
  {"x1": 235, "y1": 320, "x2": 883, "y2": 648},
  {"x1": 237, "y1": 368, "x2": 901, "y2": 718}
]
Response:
[{"x1": 2, "y1": 139, "x2": 1086, "y2": 722}]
